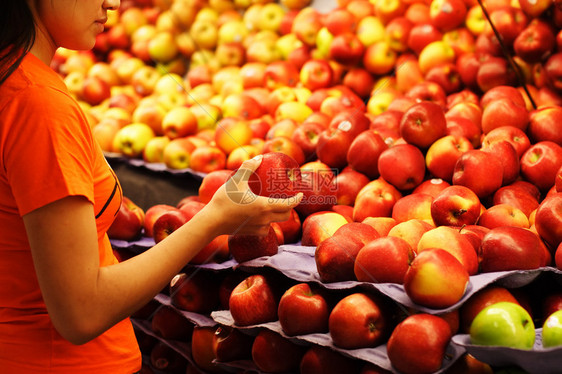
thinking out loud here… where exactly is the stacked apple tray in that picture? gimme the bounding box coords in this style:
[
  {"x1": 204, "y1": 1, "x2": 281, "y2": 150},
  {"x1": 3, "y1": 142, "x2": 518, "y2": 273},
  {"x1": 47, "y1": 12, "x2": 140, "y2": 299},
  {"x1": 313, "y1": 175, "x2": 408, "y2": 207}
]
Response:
[{"x1": 112, "y1": 231, "x2": 562, "y2": 374}]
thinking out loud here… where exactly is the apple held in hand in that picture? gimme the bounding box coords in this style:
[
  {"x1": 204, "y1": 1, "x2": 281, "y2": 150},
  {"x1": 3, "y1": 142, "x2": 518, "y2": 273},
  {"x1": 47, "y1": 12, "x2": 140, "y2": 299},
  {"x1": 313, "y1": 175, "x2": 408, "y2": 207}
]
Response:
[
  {"x1": 328, "y1": 292, "x2": 391, "y2": 349},
  {"x1": 247, "y1": 151, "x2": 302, "y2": 198},
  {"x1": 404, "y1": 248, "x2": 470, "y2": 309},
  {"x1": 387, "y1": 313, "x2": 453, "y2": 374},
  {"x1": 229, "y1": 274, "x2": 278, "y2": 327},
  {"x1": 278, "y1": 283, "x2": 330, "y2": 336},
  {"x1": 542, "y1": 310, "x2": 562, "y2": 348},
  {"x1": 107, "y1": 196, "x2": 145, "y2": 241},
  {"x1": 469, "y1": 302, "x2": 535, "y2": 349}
]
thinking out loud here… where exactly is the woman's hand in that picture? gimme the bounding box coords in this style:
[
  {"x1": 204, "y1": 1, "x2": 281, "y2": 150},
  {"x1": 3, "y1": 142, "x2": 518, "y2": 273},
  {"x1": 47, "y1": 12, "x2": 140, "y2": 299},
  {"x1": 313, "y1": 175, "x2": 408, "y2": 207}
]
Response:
[{"x1": 202, "y1": 155, "x2": 303, "y2": 237}]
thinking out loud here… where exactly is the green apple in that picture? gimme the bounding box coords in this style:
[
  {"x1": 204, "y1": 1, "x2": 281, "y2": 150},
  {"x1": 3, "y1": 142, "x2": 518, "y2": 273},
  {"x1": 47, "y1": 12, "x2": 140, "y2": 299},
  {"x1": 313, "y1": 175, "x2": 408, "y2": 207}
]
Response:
[
  {"x1": 542, "y1": 310, "x2": 562, "y2": 348},
  {"x1": 470, "y1": 302, "x2": 535, "y2": 349}
]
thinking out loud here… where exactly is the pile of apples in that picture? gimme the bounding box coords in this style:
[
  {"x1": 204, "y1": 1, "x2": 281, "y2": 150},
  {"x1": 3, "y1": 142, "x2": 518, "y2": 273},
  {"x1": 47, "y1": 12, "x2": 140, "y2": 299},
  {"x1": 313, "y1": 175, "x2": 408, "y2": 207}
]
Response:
[{"x1": 85, "y1": 0, "x2": 562, "y2": 372}]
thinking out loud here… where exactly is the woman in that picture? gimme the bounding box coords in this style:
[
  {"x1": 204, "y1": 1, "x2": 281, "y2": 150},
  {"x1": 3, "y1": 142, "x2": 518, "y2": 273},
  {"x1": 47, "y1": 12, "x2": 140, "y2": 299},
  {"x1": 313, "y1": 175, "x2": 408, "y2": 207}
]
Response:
[{"x1": 0, "y1": 0, "x2": 302, "y2": 372}]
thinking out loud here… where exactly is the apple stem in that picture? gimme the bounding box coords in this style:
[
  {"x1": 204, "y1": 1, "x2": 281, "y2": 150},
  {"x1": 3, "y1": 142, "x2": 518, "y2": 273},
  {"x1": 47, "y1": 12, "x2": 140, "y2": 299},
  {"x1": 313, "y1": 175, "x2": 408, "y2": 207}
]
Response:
[
  {"x1": 453, "y1": 209, "x2": 467, "y2": 217},
  {"x1": 476, "y1": 0, "x2": 537, "y2": 110}
]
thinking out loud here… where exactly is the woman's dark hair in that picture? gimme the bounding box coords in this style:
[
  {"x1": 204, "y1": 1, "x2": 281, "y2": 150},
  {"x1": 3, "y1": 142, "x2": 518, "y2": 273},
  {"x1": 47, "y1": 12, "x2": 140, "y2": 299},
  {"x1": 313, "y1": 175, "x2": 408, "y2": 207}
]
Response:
[{"x1": 0, "y1": 1, "x2": 36, "y2": 86}]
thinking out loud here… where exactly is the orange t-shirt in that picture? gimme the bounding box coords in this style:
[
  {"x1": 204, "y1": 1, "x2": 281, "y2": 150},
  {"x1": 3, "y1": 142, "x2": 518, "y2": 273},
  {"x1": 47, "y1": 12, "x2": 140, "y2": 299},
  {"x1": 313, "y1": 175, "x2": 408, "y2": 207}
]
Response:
[{"x1": 0, "y1": 53, "x2": 142, "y2": 373}]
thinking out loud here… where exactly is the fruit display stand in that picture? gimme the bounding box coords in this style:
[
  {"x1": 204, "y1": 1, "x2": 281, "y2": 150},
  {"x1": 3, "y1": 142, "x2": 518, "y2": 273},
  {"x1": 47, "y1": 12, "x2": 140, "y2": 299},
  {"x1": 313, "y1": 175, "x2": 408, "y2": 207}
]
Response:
[{"x1": 111, "y1": 225, "x2": 562, "y2": 374}]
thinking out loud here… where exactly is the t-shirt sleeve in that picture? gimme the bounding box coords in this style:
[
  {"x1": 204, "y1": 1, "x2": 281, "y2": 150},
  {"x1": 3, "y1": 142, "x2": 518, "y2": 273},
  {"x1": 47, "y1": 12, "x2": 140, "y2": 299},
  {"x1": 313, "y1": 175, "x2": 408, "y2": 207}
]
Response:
[{"x1": 3, "y1": 85, "x2": 96, "y2": 216}]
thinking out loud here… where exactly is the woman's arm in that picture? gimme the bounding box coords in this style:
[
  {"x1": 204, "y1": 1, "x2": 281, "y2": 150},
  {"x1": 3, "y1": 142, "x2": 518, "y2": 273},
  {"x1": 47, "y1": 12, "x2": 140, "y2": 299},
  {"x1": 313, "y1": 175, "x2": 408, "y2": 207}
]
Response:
[{"x1": 23, "y1": 157, "x2": 301, "y2": 345}]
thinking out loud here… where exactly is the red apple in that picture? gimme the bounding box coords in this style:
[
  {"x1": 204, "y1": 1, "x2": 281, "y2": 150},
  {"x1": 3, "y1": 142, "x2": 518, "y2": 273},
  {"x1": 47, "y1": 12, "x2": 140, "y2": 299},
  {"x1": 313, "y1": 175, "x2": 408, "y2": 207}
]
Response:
[
  {"x1": 391, "y1": 193, "x2": 434, "y2": 224},
  {"x1": 247, "y1": 151, "x2": 302, "y2": 199},
  {"x1": 150, "y1": 341, "x2": 187, "y2": 373},
  {"x1": 299, "y1": 59, "x2": 334, "y2": 91},
  {"x1": 407, "y1": 23, "x2": 443, "y2": 55},
  {"x1": 431, "y1": 185, "x2": 482, "y2": 227},
  {"x1": 477, "y1": 203, "x2": 529, "y2": 229},
  {"x1": 152, "y1": 209, "x2": 189, "y2": 244},
  {"x1": 328, "y1": 292, "x2": 391, "y2": 349},
  {"x1": 190, "y1": 326, "x2": 220, "y2": 373},
  {"x1": 492, "y1": 184, "x2": 540, "y2": 218},
  {"x1": 198, "y1": 169, "x2": 233, "y2": 204},
  {"x1": 229, "y1": 274, "x2": 278, "y2": 326},
  {"x1": 481, "y1": 139, "x2": 520, "y2": 186},
  {"x1": 481, "y1": 97, "x2": 529, "y2": 134},
  {"x1": 213, "y1": 325, "x2": 254, "y2": 363},
  {"x1": 294, "y1": 166, "x2": 338, "y2": 217},
  {"x1": 316, "y1": 128, "x2": 355, "y2": 170},
  {"x1": 378, "y1": 143, "x2": 426, "y2": 191},
  {"x1": 362, "y1": 216, "x2": 398, "y2": 237},
  {"x1": 275, "y1": 208, "x2": 302, "y2": 244},
  {"x1": 333, "y1": 167, "x2": 371, "y2": 206},
  {"x1": 107, "y1": 196, "x2": 145, "y2": 241},
  {"x1": 315, "y1": 221, "x2": 380, "y2": 282},
  {"x1": 513, "y1": 19, "x2": 556, "y2": 64},
  {"x1": 534, "y1": 192, "x2": 562, "y2": 250},
  {"x1": 387, "y1": 218, "x2": 434, "y2": 251},
  {"x1": 452, "y1": 149, "x2": 504, "y2": 198},
  {"x1": 169, "y1": 270, "x2": 220, "y2": 314},
  {"x1": 425, "y1": 134, "x2": 474, "y2": 182},
  {"x1": 262, "y1": 136, "x2": 306, "y2": 166},
  {"x1": 387, "y1": 313, "x2": 453, "y2": 374},
  {"x1": 342, "y1": 67, "x2": 376, "y2": 99},
  {"x1": 412, "y1": 178, "x2": 451, "y2": 198},
  {"x1": 191, "y1": 234, "x2": 230, "y2": 265},
  {"x1": 301, "y1": 211, "x2": 350, "y2": 247},
  {"x1": 399, "y1": 101, "x2": 448, "y2": 149},
  {"x1": 228, "y1": 224, "x2": 279, "y2": 263},
  {"x1": 300, "y1": 345, "x2": 361, "y2": 374},
  {"x1": 429, "y1": 0, "x2": 467, "y2": 32},
  {"x1": 278, "y1": 282, "x2": 330, "y2": 336},
  {"x1": 527, "y1": 106, "x2": 562, "y2": 146},
  {"x1": 291, "y1": 121, "x2": 325, "y2": 160},
  {"x1": 150, "y1": 305, "x2": 194, "y2": 342},
  {"x1": 417, "y1": 225, "x2": 480, "y2": 275},
  {"x1": 353, "y1": 178, "x2": 403, "y2": 222},
  {"x1": 404, "y1": 248, "x2": 470, "y2": 308},
  {"x1": 347, "y1": 130, "x2": 389, "y2": 180},
  {"x1": 520, "y1": 141, "x2": 562, "y2": 192},
  {"x1": 251, "y1": 329, "x2": 307, "y2": 373},
  {"x1": 330, "y1": 32, "x2": 366, "y2": 66},
  {"x1": 481, "y1": 125, "x2": 531, "y2": 158},
  {"x1": 545, "y1": 52, "x2": 562, "y2": 92},
  {"x1": 263, "y1": 60, "x2": 300, "y2": 90},
  {"x1": 354, "y1": 236, "x2": 414, "y2": 284},
  {"x1": 479, "y1": 226, "x2": 545, "y2": 272}
]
